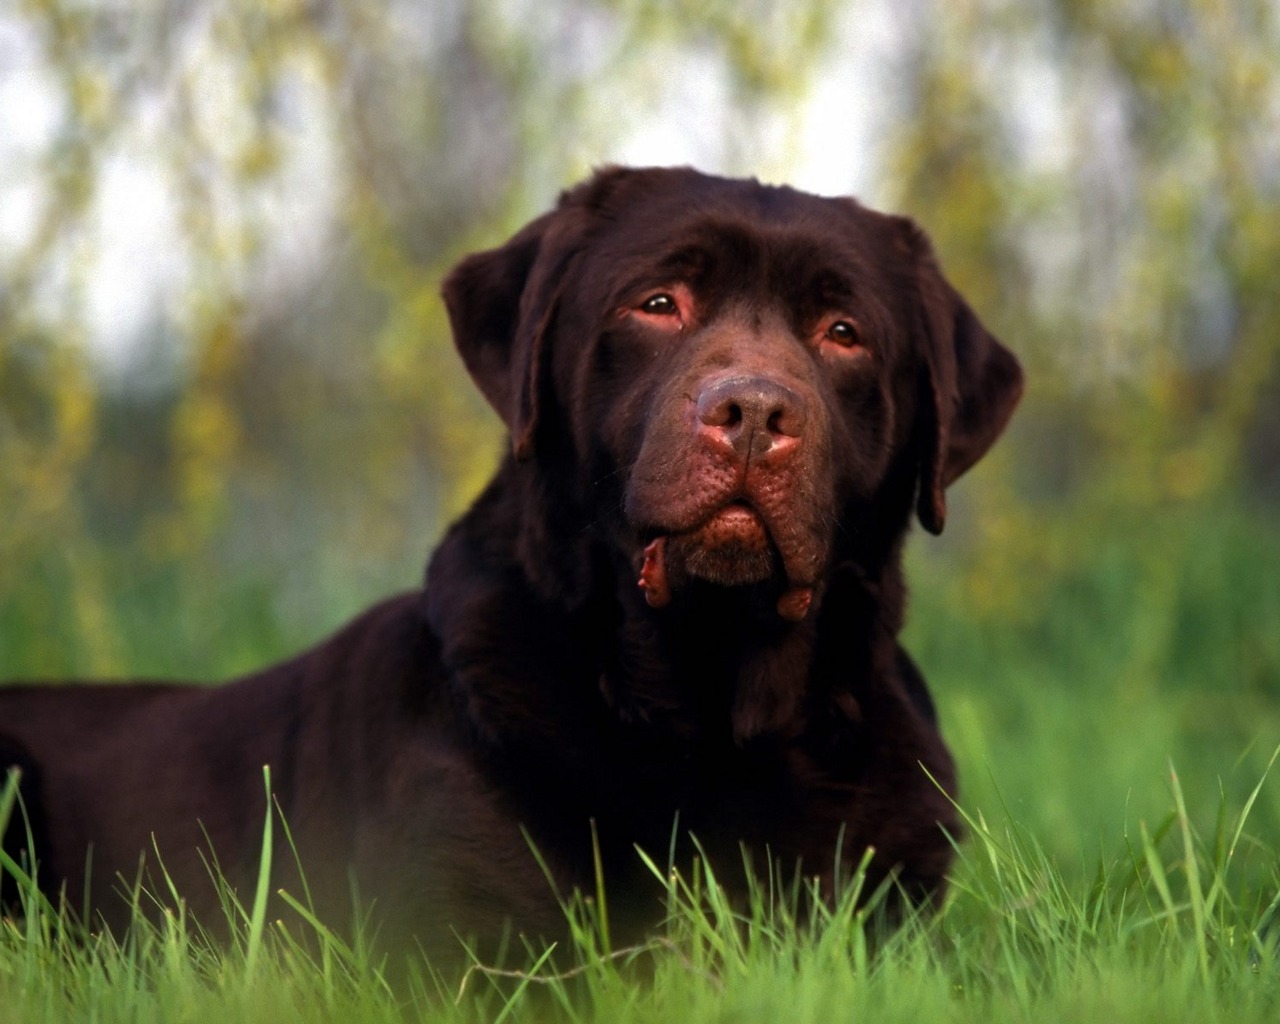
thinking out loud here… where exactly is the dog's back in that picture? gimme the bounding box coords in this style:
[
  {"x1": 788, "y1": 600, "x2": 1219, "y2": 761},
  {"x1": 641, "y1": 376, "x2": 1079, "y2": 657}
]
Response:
[{"x1": 2, "y1": 680, "x2": 273, "y2": 924}]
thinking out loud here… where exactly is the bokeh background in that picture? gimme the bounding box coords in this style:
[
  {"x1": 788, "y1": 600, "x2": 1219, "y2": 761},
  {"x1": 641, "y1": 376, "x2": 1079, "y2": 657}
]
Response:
[{"x1": 2, "y1": 0, "x2": 1278, "y2": 879}]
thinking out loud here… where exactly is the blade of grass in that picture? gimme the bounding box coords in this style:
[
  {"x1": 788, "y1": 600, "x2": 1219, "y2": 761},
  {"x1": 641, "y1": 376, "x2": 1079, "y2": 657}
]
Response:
[
  {"x1": 590, "y1": 818, "x2": 611, "y2": 956},
  {"x1": 245, "y1": 765, "x2": 275, "y2": 976},
  {"x1": 1225, "y1": 744, "x2": 1280, "y2": 869},
  {"x1": 1169, "y1": 763, "x2": 1210, "y2": 983},
  {"x1": 0, "y1": 768, "x2": 59, "y2": 921},
  {"x1": 1138, "y1": 818, "x2": 1179, "y2": 928}
]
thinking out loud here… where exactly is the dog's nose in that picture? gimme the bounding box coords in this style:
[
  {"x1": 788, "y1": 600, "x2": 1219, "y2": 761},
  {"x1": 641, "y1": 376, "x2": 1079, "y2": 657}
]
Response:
[{"x1": 696, "y1": 375, "x2": 807, "y2": 455}]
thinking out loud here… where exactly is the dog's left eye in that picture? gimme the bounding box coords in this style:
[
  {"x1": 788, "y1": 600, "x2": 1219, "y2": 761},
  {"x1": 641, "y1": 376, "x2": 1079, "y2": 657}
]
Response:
[
  {"x1": 825, "y1": 320, "x2": 860, "y2": 346},
  {"x1": 640, "y1": 294, "x2": 680, "y2": 316}
]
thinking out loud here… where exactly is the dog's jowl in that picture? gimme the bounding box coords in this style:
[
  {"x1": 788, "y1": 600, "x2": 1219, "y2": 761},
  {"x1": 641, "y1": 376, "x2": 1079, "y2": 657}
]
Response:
[{"x1": 1, "y1": 167, "x2": 1023, "y2": 962}]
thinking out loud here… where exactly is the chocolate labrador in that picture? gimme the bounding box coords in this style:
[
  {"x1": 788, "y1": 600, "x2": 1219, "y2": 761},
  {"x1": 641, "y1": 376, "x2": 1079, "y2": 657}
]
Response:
[{"x1": 1, "y1": 166, "x2": 1022, "y2": 963}]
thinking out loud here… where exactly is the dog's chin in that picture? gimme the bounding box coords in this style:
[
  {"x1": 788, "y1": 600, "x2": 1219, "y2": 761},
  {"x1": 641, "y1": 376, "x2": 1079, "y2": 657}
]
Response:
[
  {"x1": 635, "y1": 504, "x2": 812, "y2": 620},
  {"x1": 635, "y1": 504, "x2": 821, "y2": 622},
  {"x1": 672, "y1": 504, "x2": 777, "y2": 587},
  {"x1": 668, "y1": 537, "x2": 777, "y2": 588}
]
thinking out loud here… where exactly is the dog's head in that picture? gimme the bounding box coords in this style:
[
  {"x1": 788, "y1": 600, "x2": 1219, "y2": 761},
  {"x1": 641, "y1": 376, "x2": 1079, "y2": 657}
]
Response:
[{"x1": 443, "y1": 167, "x2": 1022, "y2": 617}]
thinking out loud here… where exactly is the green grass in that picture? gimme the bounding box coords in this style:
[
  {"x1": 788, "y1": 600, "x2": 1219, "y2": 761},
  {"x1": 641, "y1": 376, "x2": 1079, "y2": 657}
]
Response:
[
  {"x1": 907, "y1": 494, "x2": 1280, "y2": 874},
  {"x1": 2, "y1": 494, "x2": 1279, "y2": 1020},
  {"x1": 3, "y1": 751, "x2": 1278, "y2": 1023}
]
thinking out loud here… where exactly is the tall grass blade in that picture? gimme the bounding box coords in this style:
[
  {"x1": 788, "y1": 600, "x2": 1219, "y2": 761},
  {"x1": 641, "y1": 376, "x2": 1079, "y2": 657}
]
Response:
[
  {"x1": 590, "y1": 818, "x2": 611, "y2": 956},
  {"x1": 1169, "y1": 763, "x2": 1211, "y2": 983},
  {"x1": 0, "y1": 768, "x2": 59, "y2": 921},
  {"x1": 245, "y1": 765, "x2": 275, "y2": 976},
  {"x1": 1226, "y1": 744, "x2": 1280, "y2": 868},
  {"x1": 1138, "y1": 819, "x2": 1178, "y2": 926},
  {"x1": 0, "y1": 768, "x2": 17, "y2": 841}
]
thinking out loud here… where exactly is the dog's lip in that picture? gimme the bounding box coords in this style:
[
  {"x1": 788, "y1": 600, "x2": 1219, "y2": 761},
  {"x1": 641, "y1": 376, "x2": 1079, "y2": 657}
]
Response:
[
  {"x1": 699, "y1": 501, "x2": 768, "y2": 543},
  {"x1": 637, "y1": 497, "x2": 758, "y2": 539},
  {"x1": 634, "y1": 499, "x2": 767, "y2": 561},
  {"x1": 634, "y1": 501, "x2": 817, "y2": 621}
]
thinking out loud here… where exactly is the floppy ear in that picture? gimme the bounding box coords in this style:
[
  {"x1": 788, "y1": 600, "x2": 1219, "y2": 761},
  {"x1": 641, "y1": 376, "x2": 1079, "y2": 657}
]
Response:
[
  {"x1": 910, "y1": 227, "x2": 1024, "y2": 534},
  {"x1": 441, "y1": 208, "x2": 583, "y2": 459}
]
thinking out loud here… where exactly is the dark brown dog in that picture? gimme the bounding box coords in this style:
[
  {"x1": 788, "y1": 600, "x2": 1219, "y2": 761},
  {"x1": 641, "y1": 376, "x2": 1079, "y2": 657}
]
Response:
[{"x1": 1, "y1": 167, "x2": 1022, "y2": 963}]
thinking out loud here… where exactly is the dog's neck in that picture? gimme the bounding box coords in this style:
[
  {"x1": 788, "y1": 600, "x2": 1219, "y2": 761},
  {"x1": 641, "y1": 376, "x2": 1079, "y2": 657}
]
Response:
[{"x1": 423, "y1": 457, "x2": 911, "y2": 756}]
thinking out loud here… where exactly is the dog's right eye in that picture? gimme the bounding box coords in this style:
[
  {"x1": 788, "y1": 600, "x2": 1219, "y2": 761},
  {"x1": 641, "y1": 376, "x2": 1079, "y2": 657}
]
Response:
[{"x1": 629, "y1": 287, "x2": 691, "y2": 333}]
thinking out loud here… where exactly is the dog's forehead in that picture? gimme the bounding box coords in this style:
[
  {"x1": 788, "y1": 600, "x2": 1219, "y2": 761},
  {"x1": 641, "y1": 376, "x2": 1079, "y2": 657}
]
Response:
[{"x1": 579, "y1": 175, "x2": 901, "y2": 300}]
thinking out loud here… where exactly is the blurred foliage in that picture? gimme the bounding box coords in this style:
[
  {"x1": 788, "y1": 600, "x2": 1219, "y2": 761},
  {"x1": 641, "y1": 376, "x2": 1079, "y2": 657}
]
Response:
[{"x1": 882, "y1": 0, "x2": 1280, "y2": 607}]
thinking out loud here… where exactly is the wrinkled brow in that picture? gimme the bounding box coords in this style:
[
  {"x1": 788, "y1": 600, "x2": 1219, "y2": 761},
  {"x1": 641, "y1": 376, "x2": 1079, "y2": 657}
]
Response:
[
  {"x1": 604, "y1": 242, "x2": 717, "y2": 305},
  {"x1": 605, "y1": 220, "x2": 870, "y2": 313}
]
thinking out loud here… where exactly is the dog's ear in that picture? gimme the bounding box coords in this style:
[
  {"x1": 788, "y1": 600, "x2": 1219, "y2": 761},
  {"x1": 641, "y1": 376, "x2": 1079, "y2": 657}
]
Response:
[
  {"x1": 907, "y1": 224, "x2": 1024, "y2": 534},
  {"x1": 442, "y1": 207, "x2": 585, "y2": 459}
]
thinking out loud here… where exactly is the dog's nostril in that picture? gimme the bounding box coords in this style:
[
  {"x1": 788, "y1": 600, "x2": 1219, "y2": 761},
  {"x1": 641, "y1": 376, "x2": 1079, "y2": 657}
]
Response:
[
  {"x1": 696, "y1": 389, "x2": 741, "y2": 429},
  {"x1": 697, "y1": 375, "x2": 806, "y2": 442},
  {"x1": 768, "y1": 403, "x2": 806, "y2": 438}
]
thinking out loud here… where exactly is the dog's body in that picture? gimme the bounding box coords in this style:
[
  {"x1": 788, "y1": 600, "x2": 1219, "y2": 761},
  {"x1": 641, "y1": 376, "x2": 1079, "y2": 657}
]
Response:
[{"x1": 1, "y1": 167, "x2": 1022, "y2": 961}]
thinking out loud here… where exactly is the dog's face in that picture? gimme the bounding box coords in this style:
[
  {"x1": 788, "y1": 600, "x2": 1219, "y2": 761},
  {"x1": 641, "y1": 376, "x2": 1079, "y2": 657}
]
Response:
[{"x1": 443, "y1": 167, "x2": 1022, "y2": 617}]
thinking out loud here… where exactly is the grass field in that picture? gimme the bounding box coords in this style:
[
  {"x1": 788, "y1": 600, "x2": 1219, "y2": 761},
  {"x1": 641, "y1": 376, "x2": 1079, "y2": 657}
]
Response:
[{"x1": 2, "y1": 493, "x2": 1279, "y2": 1021}]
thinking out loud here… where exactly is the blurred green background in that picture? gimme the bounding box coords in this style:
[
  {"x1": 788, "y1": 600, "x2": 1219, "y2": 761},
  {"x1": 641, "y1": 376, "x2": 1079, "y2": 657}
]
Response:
[{"x1": 1, "y1": 0, "x2": 1278, "y2": 880}]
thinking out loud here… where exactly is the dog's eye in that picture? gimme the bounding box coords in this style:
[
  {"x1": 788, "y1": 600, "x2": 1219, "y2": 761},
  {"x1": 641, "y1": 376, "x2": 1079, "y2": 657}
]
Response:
[
  {"x1": 825, "y1": 320, "x2": 860, "y2": 347},
  {"x1": 629, "y1": 285, "x2": 691, "y2": 332},
  {"x1": 640, "y1": 294, "x2": 679, "y2": 317}
]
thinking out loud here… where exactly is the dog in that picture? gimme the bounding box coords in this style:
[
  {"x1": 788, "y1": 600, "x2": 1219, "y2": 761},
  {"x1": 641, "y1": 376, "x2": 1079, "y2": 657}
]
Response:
[{"x1": 1, "y1": 166, "x2": 1022, "y2": 964}]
